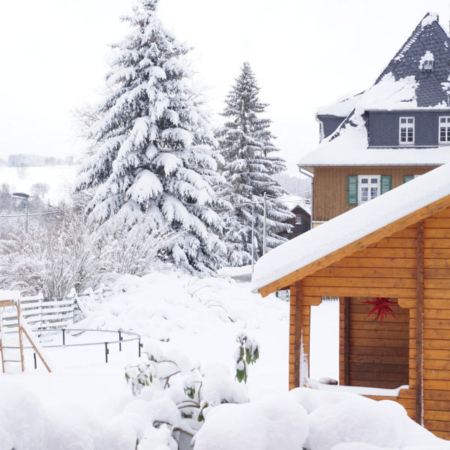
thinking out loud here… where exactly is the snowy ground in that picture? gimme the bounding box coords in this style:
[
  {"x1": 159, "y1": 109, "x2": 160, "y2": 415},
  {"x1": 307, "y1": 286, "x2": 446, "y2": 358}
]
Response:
[
  {"x1": 0, "y1": 165, "x2": 77, "y2": 204},
  {"x1": 1, "y1": 271, "x2": 445, "y2": 450}
]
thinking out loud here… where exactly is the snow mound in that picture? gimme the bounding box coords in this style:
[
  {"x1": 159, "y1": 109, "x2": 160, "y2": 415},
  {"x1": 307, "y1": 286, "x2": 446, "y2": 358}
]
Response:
[
  {"x1": 193, "y1": 395, "x2": 308, "y2": 450},
  {"x1": 308, "y1": 398, "x2": 407, "y2": 450}
]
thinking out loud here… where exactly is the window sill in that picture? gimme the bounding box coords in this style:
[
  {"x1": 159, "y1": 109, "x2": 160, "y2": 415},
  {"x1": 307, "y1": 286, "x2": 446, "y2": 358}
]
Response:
[{"x1": 307, "y1": 379, "x2": 409, "y2": 397}]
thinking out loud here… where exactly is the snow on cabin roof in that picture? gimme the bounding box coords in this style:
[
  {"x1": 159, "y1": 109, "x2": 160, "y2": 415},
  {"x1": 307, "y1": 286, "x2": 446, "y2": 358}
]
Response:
[
  {"x1": 252, "y1": 162, "x2": 450, "y2": 292},
  {"x1": 301, "y1": 13, "x2": 450, "y2": 168}
]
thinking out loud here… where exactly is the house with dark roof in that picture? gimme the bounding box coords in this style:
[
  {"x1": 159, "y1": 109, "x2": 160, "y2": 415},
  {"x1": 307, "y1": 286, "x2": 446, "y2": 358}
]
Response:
[
  {"x1": 278, "y1": 195, "x2": 311, "y2": 240},
  {"x1": 300, "y1": 12, "x2": 450, "y2": 227}
]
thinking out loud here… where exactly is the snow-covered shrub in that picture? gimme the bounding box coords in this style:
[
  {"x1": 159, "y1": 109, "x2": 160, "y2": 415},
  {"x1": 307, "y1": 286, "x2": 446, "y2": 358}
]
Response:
[
  {"x1": 98, "y1": 221, "x2": 181, "y2": 277},
  {"x1": 0, "y1": 209, "x2": 106, "y2": 298},
  {"x1": 234, "y1": 332, "x2": 259, "y2": 383},
  {"x1": 193, "y1": 395, "x2": 309, "y2": 450},
  {"x1": 124, "y1": 338, "x2": 250, "y2": 448}
]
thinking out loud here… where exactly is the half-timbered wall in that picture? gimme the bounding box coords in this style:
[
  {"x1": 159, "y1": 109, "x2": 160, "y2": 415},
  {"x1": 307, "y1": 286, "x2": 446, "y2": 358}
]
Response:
[{"x1": 288, "y1": 205, "x2": 450, "y2": 439}]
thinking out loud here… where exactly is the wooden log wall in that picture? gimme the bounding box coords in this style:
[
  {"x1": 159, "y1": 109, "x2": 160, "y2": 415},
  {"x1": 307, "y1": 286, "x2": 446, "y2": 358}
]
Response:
[
  {"x1": 288, "y1": 205, "x2": 450, "y2": 439},
  {"x1": 339, "y1": 297, "x2": 409, "y2": 389}
]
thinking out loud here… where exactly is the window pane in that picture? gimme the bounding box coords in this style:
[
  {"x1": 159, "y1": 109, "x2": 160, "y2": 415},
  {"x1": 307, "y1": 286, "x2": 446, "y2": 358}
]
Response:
[
  {"x1": 441, "y1": 117, "x2": 446, "y2": 123},
  {"x1": 400, "y1": 130, "x2": 406, "y2": 142},
  {"x1": 361, "y1": 178, "x2": 368, "y2": 184},
  {"x1": 370, "y1": 178, "x2": 378, "y2": 184},
  {"x1": 408, "y1": 118, "x2": 414, "y2": 124},
  {"x1": 371, "y1": 187, "x2": 378, "y2": 199},
  {"x1": 295, "y1": 215, "x2": 302, "y2": 225},
  {"x1": 401, "y1": 118, "x2": 407, "y2": 124},
  {"x1": 447, "y1": 127, "x2": 450, "y2": 141},
  {"x1": 361, "y1": 188, "x2": 368, "y2": 202}
]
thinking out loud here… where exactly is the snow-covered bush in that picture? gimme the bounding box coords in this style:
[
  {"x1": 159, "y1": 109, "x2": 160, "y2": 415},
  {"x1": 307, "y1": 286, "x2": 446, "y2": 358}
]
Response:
[
  {"x1": 193, "y1": 396, "x2": 309, "y2": 450},
  {"x1": 235, "y1": 332, "x2": 259, "y2": 383},
  {"x1": 124, "y1": 336, "x2": 255, "y2": 448},
  {"x1": 0, "y1": 210, "x2": 105, "y2": 298}
]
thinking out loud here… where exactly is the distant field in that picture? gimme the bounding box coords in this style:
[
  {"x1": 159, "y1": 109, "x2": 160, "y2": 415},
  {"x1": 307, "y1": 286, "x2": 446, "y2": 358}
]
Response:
[{"x1": 0, "y1": 165, "x2": 78, "y2": 205}]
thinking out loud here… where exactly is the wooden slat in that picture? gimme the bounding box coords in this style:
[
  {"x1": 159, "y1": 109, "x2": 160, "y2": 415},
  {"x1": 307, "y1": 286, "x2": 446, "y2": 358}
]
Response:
[
  {"x1": 416, "y1": 221, "x2": 424, "y2": 426},
  {"x1": 294, "y1": 282, "x2": 302, "y2": 388},
  {"x1": 344, "y1": 297, "x2": 350, "y2": 386}
]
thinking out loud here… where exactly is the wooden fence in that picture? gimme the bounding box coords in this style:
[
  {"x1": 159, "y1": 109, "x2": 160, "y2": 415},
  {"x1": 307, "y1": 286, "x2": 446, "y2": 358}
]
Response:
[{"x1": 0, "y1": 289, "x2": 110, "y2": 332}]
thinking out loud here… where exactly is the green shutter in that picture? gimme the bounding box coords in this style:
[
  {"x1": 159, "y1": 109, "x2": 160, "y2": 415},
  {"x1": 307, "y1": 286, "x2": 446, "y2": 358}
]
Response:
[
  {"x1": 348, "y1": 175, "x2": 358, "y2": 205},
  {"x1": 403, "y1": 175, "x2": 414, "y2": 183},
  {"x1": 380, "y1": 175, "x2": 392, "y2": 195}
]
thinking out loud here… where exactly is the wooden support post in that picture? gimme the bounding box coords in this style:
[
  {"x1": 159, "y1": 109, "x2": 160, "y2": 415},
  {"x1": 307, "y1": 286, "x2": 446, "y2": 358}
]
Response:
[
  {"x1": 344, "y1": 297, "x2": 351, "y2": 386},
  {"x1": 0, "y1": 320, "x2": 5, "y2": 374},
  {"x1": 416, "y1": 221, "x2": 424, "y2": 426},
  {"x1": 21, "y1": 327, "x2": 51, "y2": 373},
  {"x1": 294, "y1": 281, "x2": 303, "y2": 387},
  {"x1": 16, "y1": 301, "x2": 25, "y2": 372}
]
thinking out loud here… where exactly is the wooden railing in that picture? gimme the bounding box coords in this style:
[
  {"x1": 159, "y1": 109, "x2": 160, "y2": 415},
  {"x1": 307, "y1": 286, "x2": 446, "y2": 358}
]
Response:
[{"x1": 0, "y1": 287, "x2": 113, "y2": 332}]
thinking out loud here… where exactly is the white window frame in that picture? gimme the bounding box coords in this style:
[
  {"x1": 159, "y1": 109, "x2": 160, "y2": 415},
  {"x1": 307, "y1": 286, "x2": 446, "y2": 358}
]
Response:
[
  {"x1": 439, "y1": 116, "x2": 450, "y2": 144},
  {"x1": 295, "y1": 215, "x2": 302, "y2": 225},
  {"x1": 358, "y1": 175, "x2": 380, "y2": 204},
  {"x1": 399, "y1": 117, "x2": 415, "y2": 145}
]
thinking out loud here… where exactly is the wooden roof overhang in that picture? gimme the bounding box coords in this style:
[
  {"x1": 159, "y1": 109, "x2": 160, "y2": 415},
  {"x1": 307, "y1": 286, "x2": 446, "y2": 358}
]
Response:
[{"x1": 258, "y1": 193, "x2": 450, "y2": 298}]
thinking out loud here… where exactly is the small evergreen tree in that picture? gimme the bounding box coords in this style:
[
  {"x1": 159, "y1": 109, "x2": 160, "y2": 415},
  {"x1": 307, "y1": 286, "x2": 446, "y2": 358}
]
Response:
[
  {"x1": 75, "y1": 0, "x2": 226, "y2": 274},
  {"x1": 217, "y1": 63, "x2": 293, "y2": 265}
]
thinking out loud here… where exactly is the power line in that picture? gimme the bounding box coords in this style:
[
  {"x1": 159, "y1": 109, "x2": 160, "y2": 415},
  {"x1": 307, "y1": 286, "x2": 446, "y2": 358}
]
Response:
[{"x1": 0, "y1": 211, "x2": 59, "y2": 218}]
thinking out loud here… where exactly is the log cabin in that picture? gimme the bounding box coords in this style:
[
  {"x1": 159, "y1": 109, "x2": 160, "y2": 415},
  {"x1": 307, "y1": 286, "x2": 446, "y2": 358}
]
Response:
[
  {"x1": 299, "y1": 13, "x2": 450, "y2": 227},
  {"x1": 253, "y1": 162, "x2": 450, "y2": 439}
]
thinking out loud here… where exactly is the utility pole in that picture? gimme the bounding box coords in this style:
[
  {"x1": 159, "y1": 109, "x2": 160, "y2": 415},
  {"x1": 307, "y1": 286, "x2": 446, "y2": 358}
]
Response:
[
  {"x1": 251, "y1": 203, "x2": 255, "y2": 274},
  {"x1": 263, "y1": 192, "x2": 267, "y2": 255}
]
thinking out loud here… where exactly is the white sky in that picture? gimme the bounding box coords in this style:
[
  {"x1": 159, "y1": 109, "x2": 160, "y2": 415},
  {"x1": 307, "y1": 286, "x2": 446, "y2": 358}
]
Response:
[{"x1": 0, "y1": 0, "x2": 449, "y2": 175}]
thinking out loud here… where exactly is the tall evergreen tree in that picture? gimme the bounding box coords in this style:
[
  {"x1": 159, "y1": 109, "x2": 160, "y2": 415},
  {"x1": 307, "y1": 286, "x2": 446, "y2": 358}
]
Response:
[
  {"x1": 217, "y1": 63, "x2": 293, "y2": 265},
  {"x1": 75, "y1": 0, "x2": 226, "y2": 274}
]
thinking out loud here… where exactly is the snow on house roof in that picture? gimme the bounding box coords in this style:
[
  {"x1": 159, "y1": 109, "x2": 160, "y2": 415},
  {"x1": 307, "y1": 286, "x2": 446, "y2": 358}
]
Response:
[
  {"x1": 279, "y1": 195, "x2": 311, "y2": 215},
  {"x1": 252, "y1": 162, "x2": 450, "y2": 293},
  {"x1": 316, "y1": 92, "x2": 363, "y2": 118},
  {"x1": 301, "y1": 13, "x2": 450, "y2": 168}
]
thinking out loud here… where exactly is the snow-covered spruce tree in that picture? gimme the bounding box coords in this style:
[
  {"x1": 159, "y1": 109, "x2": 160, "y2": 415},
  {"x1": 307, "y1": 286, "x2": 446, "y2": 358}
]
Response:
[
  {"x1": 217, "y1": 63, "x2": 293, "y2": 264},
  {"x1": 76, "y1": 0, "x2": 227, "y2": 274}
]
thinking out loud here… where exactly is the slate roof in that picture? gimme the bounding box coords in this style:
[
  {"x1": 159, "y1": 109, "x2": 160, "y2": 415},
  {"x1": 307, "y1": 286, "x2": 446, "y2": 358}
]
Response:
[
  {"x1": 299, "y1": 13, "x2": 450, "y2": 169},
  {"x1": 376, "y1": 13, "x2": 450, "y2": 107}
]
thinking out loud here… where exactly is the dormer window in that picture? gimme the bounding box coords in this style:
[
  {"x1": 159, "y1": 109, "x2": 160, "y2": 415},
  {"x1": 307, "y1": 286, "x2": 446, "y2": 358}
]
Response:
[
  {"x1": 422, "y1": 59, "x2": 434, "y2": 72},
  {"x1": 439, "y1": 116, "x2": 450, "y2": 143},
  {"x1": 399, "y1": 117, "x2": 415, "y2": 145}
]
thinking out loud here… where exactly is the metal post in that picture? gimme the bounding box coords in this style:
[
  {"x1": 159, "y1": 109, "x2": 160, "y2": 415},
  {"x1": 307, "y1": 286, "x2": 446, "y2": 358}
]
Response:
[
  {"x1": 263, "y1": 192, "x2": 267, "y2": 255},
  {"x1": 119, "y1": 331, "x2": 122, "y2": 352},
  {"x1": 25, "y1": 197, "x2": 29, "y2": 233},
  {"x1": 105, "y1": 342, "x2": 109, "y2": 363},
  {"x1": 251, "y1": 203, "x2": 255, "y2": 274},
  {"x1": 34, "y1": 352, "x2": 37, "y2": 369},
  {"x1": 138, "y1": 338, "x2": 142, "y2": 357},
  {"x1": 62, "y1": 329, "x2": 66, "y2": 346}
]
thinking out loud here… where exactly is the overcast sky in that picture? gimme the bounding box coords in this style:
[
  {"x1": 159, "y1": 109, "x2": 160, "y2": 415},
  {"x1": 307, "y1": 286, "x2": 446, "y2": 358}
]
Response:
[{"x1": 0, "y1": 0, "x2": 449, "y2": 175}]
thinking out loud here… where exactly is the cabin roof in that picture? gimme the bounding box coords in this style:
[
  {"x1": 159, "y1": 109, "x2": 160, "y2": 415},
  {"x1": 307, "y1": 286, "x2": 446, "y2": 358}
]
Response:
[{"x1": 252, "y1": 162, "x2": 450, "y2": 297}]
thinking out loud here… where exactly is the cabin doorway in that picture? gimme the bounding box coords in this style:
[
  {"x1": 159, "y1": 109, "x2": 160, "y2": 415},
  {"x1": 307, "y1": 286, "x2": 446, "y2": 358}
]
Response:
[
  {"x1": 310, "y1": 298, "x2": 340, "y2": 382},
  {"x1": 340, "y1": 297, "x2": 409, "y2": 389}
]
